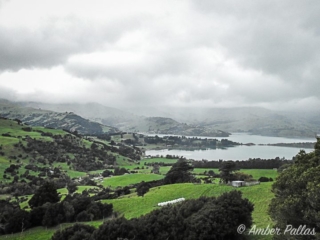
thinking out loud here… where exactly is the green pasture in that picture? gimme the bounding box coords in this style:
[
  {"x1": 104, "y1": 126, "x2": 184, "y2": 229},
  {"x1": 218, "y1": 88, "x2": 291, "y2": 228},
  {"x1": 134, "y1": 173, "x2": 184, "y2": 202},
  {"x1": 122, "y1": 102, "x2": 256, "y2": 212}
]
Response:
[
  {"x1": 140, "y1": 157, "x2": 178, "y2": 165},
  {"x1": 101, "y1": 173, "x2": 164, "y2": 188},
  {"x1": 1, "y1": 180, "x2": 274, "y2": 240}
]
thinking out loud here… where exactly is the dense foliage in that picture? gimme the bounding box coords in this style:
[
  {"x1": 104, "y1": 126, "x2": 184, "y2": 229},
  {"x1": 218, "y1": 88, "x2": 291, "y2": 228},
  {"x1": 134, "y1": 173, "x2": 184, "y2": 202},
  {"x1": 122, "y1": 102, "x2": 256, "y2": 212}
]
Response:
[
  {"x1": 136, "y1": 181, "x2": 151, "y2": 196},
  {"x1": 0, "y1": 182, "x2": 113, "y2": 235},
  {"x1": 56, "y1": 190, "x2": 253, "y2": 240},
  {"x1": 51, "y1": 224, "x2": 95, "y2": 240},
  {"x1": 29, "y1": 181, "x2": 60, "y2": 208},
  {"x1": 194, "y1": 158, "x2": 291, "y2": 169},
  {"x1": 144, "y1": 135, "x2": 238, "y2": 148},
  {"x1": 269, "y1": 138, "x2": 320, "y2": 239}
]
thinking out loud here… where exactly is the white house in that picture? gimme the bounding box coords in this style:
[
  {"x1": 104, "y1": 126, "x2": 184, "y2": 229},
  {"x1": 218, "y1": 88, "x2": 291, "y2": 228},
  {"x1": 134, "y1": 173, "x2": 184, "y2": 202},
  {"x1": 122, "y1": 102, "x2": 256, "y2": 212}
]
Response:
[{"x1": 231, "y1": 180, "x2": 245, "y2": 187}]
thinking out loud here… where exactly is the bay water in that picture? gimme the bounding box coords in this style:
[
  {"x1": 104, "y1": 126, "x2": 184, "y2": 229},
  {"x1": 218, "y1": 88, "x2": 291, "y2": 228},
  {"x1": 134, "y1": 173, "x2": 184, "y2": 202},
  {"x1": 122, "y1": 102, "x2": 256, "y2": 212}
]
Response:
[{"x1": 145, "y1": 133, "x2": 315, "y2": 160}]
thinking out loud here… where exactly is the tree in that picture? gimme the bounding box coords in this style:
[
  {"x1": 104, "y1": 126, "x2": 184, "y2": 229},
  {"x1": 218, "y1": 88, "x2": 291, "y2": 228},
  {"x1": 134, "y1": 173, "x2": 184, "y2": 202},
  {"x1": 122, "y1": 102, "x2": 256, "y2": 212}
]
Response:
[
  {"x1": 269, "y1": 138, "x2": 320, "y2": 239},
  {"x1": 136, "y1": 181, "x2": 151, "y2": 197},
  {"x1": 163, "y1": 158, "x2": 195, "y2": 184},
  {"x1": 207, "y1": 169, "x2": 215, "y2": 176},
  {"x1": 28, "y1": 181, "x2": 60, "y2": 208},
  {"x1": 4, "y1": 209, "x2": 31, "y2": 234},
  {"x1": 42, "y1": 203, "x2": 61, "y2": 227},
  {"x1": 233, "y1": 172, "x2": 253, "y2": 181},
  {"x1": 67, "y1": 182, "x2": 78, "y2": 195},
  {"x1": 219, "y1": 161, "x2": 239, "y2": 184}
]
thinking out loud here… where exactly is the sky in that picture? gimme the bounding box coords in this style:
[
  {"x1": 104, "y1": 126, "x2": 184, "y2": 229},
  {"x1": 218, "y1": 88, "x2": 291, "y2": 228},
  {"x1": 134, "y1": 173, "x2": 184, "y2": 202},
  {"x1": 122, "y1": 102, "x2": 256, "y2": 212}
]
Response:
[{"x1": 0, "y1": 0, "x2": 319, "y2": 111}]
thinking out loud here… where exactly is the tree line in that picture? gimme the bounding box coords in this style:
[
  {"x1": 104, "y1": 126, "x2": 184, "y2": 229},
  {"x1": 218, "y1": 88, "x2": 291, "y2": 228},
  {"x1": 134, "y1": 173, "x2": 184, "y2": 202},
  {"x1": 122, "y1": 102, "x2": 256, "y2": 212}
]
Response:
[{"x1": 193, "y1": 158, "x2": 291, "y2": 169}]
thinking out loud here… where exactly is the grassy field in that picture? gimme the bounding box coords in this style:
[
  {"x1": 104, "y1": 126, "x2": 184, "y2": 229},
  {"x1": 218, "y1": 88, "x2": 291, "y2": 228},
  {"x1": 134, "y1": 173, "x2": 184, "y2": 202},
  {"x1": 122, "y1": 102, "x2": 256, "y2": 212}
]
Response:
[
  {"x1": 1, "y1": 174, "x2": 275, "y2": 240},
  {"x1": 101, "y1": 173, "x2": 164, "y2": 188},
  {"x1": 103, "y1": 182, "x2": 274, "y2": 227},
  {"x1": 139, "y1": 157, "x2": 178, "y2": 165}
]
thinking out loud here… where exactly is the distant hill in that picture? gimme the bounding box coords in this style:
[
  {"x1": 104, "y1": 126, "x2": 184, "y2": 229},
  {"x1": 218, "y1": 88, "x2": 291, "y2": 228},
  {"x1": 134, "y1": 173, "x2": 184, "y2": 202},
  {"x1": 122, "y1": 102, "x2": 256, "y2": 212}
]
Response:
[
  {"x1": 17, "y1": 101, "x2": 140, "y2": 128},
  {"x1": 0, "y1": 99, "x2": 118, "y2": 135},
  {"x1": 8, "y1": 100, "x2": 319, "y2": 138},
  {"x1": 15, "y1": 101, "x2": 230, "y2": 137},
  {"x1": 125, "y1": 106, "x2": 320, "y2": 138},
  {"x1": 124, "y1": 117, "x2": 229, "y2": 137}
]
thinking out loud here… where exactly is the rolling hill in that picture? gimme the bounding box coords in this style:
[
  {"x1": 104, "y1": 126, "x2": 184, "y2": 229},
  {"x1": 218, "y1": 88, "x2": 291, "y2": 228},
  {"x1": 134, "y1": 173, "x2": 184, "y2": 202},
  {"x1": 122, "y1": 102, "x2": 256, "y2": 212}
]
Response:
[
  {"x1": 126, "y1": 106, "x2": 320, "y2": 138},
  {"x1": 12, "y1": 101, "x2": 230, "y2": 137},
  {"x1": 4, "y1": 99, "x2": 319, "y2": 137},
  {"x1": 0, "y1": 117, "x2": 138, "y2": 189},
  {"x1": 0, "y1": 99, "x2": 118, "y2": 135}
]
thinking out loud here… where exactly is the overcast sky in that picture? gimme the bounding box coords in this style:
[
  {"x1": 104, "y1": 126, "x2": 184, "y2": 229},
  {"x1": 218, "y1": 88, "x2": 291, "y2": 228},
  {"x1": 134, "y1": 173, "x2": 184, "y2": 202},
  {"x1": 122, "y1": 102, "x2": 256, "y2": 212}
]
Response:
[{"x1": 0, "y1": 0, "x2": 319, "y2": 111}]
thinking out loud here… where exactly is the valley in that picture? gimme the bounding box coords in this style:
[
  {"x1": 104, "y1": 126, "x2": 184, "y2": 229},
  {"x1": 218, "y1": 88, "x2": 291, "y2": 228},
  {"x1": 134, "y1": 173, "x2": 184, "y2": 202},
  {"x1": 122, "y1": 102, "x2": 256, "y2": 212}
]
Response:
[{"x1": 0, "y1": 105, "x2": 318, "y2": 240}]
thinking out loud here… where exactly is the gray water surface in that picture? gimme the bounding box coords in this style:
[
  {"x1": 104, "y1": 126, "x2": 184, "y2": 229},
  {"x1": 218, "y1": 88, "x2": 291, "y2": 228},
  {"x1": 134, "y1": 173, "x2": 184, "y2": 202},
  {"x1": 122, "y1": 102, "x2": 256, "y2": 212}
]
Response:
[{"x1": 145, "y1": 133, "x2": 315, "y2": 160}]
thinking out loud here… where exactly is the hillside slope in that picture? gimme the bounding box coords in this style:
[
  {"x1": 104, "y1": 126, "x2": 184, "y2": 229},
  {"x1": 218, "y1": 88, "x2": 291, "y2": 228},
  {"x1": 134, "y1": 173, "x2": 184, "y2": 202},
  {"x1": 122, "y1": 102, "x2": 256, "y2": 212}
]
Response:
[
  {"x1": 0, "y1": 99, "x2": 118, "y2": 135},
  {"x1": 0, "y1": 118, "x2": 140, "y2": 194}
]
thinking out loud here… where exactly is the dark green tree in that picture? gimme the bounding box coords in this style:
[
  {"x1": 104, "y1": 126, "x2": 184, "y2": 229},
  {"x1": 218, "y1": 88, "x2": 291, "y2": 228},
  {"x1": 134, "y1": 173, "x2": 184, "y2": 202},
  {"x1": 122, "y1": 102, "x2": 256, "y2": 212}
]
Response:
[
  {"x1": 219, "y1": 161, "x2": 239, "y2": 184},
  {"x1": 269, "y1": 138, "x2": 320, "y2": 239},
  {"x1": 136, "y1": 181, "x2": 151, "y2": 197},
  {"x1": 28, "y1": 181, "x2": 60, "y2": 208},
  {"x1": 4, "y1": 209, "x2": 31, "y2": 234},
  {"x1": 67, "y1": 182, "x2": 78, "y2": 195},
  {"x1": 163, "y1": 158, "x2": 195, "y2": 184}
]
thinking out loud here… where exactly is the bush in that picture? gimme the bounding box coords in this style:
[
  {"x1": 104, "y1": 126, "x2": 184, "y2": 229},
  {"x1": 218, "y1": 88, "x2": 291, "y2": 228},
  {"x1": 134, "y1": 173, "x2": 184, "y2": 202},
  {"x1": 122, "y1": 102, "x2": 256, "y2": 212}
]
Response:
[
  {"x1": 258, "y1": 176, "x2": 272, "y2": 182},
  {"x1": 51, "y1": 223, "x2": 95, "y2": 240}
]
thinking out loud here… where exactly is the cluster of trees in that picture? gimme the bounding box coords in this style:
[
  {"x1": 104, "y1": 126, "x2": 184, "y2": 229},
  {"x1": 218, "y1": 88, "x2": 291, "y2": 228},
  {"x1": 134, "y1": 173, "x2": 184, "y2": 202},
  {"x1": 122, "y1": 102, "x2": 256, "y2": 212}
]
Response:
[
  {"x1": 136, "y1": 181, "x2": 151, "y2": 196},
  {"x1": 113, "y1": 167, "x2": 129, "y2": 176},
  {"x1": 22, "y1": 135, "x2": 117, "y2": 171},
  {"x1": 0, "y1": 182, "x2": 113, "y2": 235},
  {"x1": 163, "y1": 158, "x2": 199, "y2": 184},
  {"x1": 91, "y1": 139, "x2": 142, "y2": 161},
  {"x1": 53, "y1": 190, "x2": 253, "y2": 240},
  {"x1": 144, "y1": 135, "x2": 239, "y2": 149},
  {"x1": 193, "y1": 158, "x2": 291, "y2": 169},
  {"x1": 117, "y1": 144, "x2": 142, "y2": 160},
  {"x1": 269, "y1": 138, "x2": 320, "y2": 239}
]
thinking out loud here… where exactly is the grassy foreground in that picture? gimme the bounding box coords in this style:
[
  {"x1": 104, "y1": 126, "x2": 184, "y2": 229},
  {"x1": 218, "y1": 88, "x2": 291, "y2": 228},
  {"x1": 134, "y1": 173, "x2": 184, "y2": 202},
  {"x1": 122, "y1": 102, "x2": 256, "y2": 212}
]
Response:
[{"x1": 1, "y1": 182, "x2": 274, "y2": 240}]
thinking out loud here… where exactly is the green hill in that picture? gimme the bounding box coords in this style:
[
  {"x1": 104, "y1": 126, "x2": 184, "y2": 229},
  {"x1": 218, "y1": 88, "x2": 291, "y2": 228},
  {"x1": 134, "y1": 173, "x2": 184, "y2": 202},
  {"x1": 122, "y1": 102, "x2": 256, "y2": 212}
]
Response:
[
  {"x1": 0, "y1": 118, "x2": 139, "y2": 193},
  {"x1": 0, "y1": 99, "x2": 118, "y2": 135}
]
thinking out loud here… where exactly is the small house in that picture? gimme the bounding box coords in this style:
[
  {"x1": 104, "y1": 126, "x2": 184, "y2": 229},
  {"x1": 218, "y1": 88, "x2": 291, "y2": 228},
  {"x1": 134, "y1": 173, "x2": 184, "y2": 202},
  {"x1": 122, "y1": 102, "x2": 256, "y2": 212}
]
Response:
[{"x1": 231, "y1": 180, "x2": 245, "y2": 187}]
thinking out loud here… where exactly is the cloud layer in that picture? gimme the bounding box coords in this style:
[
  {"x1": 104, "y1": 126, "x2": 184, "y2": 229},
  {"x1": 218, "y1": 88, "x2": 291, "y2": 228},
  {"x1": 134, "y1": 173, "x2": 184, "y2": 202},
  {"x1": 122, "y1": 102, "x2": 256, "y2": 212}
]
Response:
[{"x1": 0, "y1": 0, "x2": 319, "y2": 110}]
